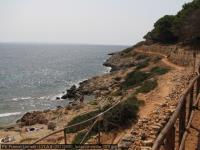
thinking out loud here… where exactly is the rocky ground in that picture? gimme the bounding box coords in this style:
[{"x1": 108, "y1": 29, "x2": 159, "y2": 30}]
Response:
[
  {"x1": 0, "y1": 44, "x2": 196, "y2": 150},
  {"x1": 118, "y1": 70, "x2": 193, "y2": 149}
]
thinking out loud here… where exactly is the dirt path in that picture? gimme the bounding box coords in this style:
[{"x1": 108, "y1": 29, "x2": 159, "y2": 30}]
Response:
[
  {"x1": 135, "y1": 49, "x2": 185, "y2": 71},
  {"x1": 138, "y1": 70, "x2": 177, "y2": 118},
  {"x1": 118, "y1": 49, "x2": 190, "y2": 149}
]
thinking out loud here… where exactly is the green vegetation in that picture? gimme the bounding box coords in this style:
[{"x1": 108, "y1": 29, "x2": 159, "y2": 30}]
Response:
[
  {"x1": 100, "y1": 95, "x2": 142, "y2": 131},
  {"x1": 135, "y1": 59, "x2": 150, "y2": 70},
  {"x1": 144, "y1": 0, "x2": 200, "y2": 46},
  {"x1": 121, "y1": 46, "x2": 134, "y2": 53},
  {"x1": 67, "y1": 110, "x2": 100, "y2": 126},
  {"x1": 136, "y1": 80, "x2": 158, "y2": 94},
  {"x1": 135, "y1": 54, "x2": 148, "y2": 60},
  {"x1": 122, "y1": 70, "x2": 151, "y2": 89},
  {"x1": 122, "y1": 66, "x2": 169, "y2": 89},
  {"x1": 72, "y1": 130, "x2": 87, "y2": 144},
  {"x1": 150, "y1": 66, "x2": 170, "y2": 75},
  {"x1": 66, "y1": 94, "x2": 142, "y2": 134},
  {"x1": 144, "y1": 15, "x2": 177, "y2": 43},
  {"x1": 72, "y1": 130, "x2": 96, "y2": 144},
  {"x1": 66, "y1": 109, "x2": 101, "y2": 133},
  {"x1": 70, "y1": 95, "x2": 143, "y2": 145},
  {"x1": 153, "y1": 56, "x2": 162, "y2": 63}
]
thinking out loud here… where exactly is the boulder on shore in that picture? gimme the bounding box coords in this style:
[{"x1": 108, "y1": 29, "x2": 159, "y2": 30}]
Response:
[
  {"x1": 61, "y1": 85, "x2": 78, "y2": 99},
  {"x1": 17, "y1": 111, "x2": 48, "y2": 126},
  {"x1": 48, "y1": 122, "x2": 56, "y2": 131}
]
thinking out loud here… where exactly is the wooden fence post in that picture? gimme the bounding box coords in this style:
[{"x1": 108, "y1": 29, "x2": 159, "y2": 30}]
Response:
[
  {"x1": 188, "y1": 87, "x2": 194, "y2": 122},
  {"x1": 179, "y1": 98, "x2": 186, "y2": 150},
  {"x1": 98, "y1": 118, "x2": 101, "y2": 144},
  {"x1": 197, "y1": 77, "x2": 200, "y2": 106},
  {"x1": 164, "y1": 126, "x2": 175, "y2": 150},
  {"x1": 64, "y1": 129, "x2": 67, "y2": 144}
]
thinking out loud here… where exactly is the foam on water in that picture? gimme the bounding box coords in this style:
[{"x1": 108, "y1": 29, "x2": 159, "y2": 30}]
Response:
[{"x1": 0, "y1": 112, "x2": 21, "y2": 118}]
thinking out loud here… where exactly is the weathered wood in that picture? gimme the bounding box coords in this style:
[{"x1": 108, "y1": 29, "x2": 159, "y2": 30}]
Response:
[
  {"x1": 179, "y1": 94, "x2": 200, "y2": 150},
  {"x1": 188, "y1": 87, "x2": 194, "y2": 122},
  {"x1": 152, "y1": 75, "x2": 200, "y2": 150},
  {"x1": 98, "y1": 120, "x2": 101, "y2": 144},
  {"x1": 164, "y1": 126, "x2": 175, "y2": 150},
  {"x1": 197, "y1": 78, "x2": 200, "y2": 102},
  {"x1": 80, "y1": 119, "x2": 98, "y2": 144},
  {"x1": 64, "y1": 129, "x2": 67, "y2": 144},
  {"x1": 179, "y1": 97, "x2": 186, "y2": 149}
]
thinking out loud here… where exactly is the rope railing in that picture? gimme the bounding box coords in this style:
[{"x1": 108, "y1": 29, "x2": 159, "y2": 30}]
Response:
[
  {"x1": 152, "y1": 68, "x2": 200, "y2": 150},
  {"x1": 31, "y1": 100, "x2": 121, "y2": 145}
]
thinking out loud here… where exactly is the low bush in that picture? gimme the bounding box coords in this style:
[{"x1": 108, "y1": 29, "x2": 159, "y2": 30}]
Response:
[
  {"x1": 66, "y1": 95, "x2": 142, "y2": 133},
  {"x1": 153, "y1": 56, "x2": 162, "y2": 63},
  {"x1": 122, "y1": 71, "x2": 151, "y2": 89},
  {"x1": 135, "y1": 59, "x2": 149, "y2": 70},
  {"x1": 71, "y1": 130, "x2": 96, "y2": 144},
  {"x1": 135, "y1": 54, "x2": 148, "y2": 60},
  {"x1": 151, "y1": 66, "x2": 170, "y2": 75},
  {"x1": 97, "y1": 95, "x2": 142, "y2": 131},
  {"x1": 66, "y1": 110, "x2": 100, "y2": 133},
  {"x1": 135, "y1": 79, "x2": 158, "y2": 94}
]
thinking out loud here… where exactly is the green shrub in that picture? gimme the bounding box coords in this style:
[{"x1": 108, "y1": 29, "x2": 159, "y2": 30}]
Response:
[
  {"x1": 122, "y1": 46, "x2": 134, "y2": 53},
  {"x1": 150, "y1": 66, "x2": 170, "y2": 75},
  {"x1": 66, "y1": 104, "x2": 111, "y2": 133},
  {"x1": 66, "y1": 110, "x2": 100, "y2": 133},
  {"x1": 66, "y1": 95, "x2": 142, "y2": 134},
  {"x1": 136, "y1": 80, "x2": 158, "y2": 94},
  {"x1": 136, "y1": 54, "x2": 148, "y2": 60},
  {"x1": 72, "y1": 130, "x2": 96, "y2": 144},
  {"x1": 98, "y1": 95, "x2": 142, "y2": 131},
  {"x1": 135, "y1": 59, "x2": 149, "y2": 70},
  {"x1": 144, "y1": 0, "x2": 200, "y2": 46},
  {"x1": 122, "y1": 71, "x2": 151, "y2": 89},
  {"x1": 72, "y1": 130, "x2": 87, "y2": 144},
  {"x1": 153, "y1": 56, "x2": 162, "y2": 63}
]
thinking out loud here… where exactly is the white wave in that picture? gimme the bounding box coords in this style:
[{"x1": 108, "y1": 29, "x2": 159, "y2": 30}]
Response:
[
  {"x1": 38, "y1": 96, "x2": 46, "y2": 100},
  {"x1": 12, "y1": 97, "x2": 32, "y2": 101},
  {"x1": 104, "y1": 67, "x2": 111, "y2": 73},
  {"x1": 0, "y1": 112, "x2": 21, "y2": 118},
  {"x1": 21, "y1": 97, "x2": 31, "y2": 100}
]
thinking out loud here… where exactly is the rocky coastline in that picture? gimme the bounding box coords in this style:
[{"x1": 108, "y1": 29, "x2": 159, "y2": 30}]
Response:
[
  {"x1": 15, "y1": 48, "x2": 124, "y2": 127},
  {"x1": 0, "y1": 42, "x2": 195, "y2": 146}
]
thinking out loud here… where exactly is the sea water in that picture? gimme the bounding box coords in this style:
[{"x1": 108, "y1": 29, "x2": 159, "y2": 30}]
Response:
[{"x1": 0, "y1": 43, "x2": 127, "y2": 125}]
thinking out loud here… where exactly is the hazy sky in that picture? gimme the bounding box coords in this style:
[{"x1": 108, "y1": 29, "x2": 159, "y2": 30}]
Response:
[{"x1": 0, "y1": 0, "x2": 192, "y2": 45}]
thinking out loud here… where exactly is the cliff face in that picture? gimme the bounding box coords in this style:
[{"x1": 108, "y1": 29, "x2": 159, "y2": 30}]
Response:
[{"x1": 144, "y1": 0, "x2": 200, "y2": 47}]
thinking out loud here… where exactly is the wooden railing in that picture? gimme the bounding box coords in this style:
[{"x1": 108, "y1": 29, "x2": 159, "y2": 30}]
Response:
[
  {"x1": 152, "y1": 67, "x2": 200, "y2": 150},
  {"x1": 30, "y1": 101, "x2": 122, "y2": 146}
]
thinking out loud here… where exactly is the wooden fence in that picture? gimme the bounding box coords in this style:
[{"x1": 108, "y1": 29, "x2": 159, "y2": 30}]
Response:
[
  {"x1": 152, "y1": 67, "x2": 200, "y2": 150},
  {"x1": 30, "y1": 101, "x2": 121, "y2": 146}
]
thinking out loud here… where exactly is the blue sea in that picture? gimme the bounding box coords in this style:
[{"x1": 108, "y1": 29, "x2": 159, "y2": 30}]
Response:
[{"x1": 0, "y1": 43, "x2": 127, "y2": 125}]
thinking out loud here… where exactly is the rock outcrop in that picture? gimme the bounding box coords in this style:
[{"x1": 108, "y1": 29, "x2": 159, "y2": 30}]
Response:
[{"x1": 17, "y1": 111, "x2": 48, "y2": 126}]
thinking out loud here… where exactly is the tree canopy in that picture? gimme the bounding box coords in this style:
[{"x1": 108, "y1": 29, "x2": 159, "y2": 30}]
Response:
[{"x1": 144, "y1": 0, "x2": 200, "y2": 47}]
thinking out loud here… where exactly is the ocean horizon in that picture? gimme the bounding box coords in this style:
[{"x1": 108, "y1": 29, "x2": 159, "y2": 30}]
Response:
[{"x1": 0, "y1": 43, "x2": 127, "y2": 125}]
